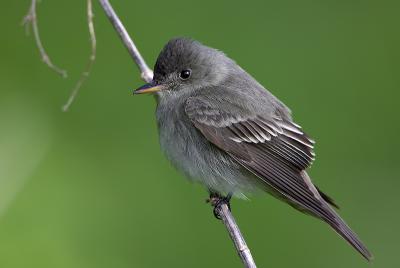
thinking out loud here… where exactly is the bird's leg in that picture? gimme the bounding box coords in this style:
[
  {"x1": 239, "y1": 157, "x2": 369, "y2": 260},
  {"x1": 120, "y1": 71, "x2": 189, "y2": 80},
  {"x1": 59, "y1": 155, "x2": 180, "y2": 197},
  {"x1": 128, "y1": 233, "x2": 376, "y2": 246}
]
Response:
[{"x1": 207, "y1": 191, "x2": 233, "y2": 220}]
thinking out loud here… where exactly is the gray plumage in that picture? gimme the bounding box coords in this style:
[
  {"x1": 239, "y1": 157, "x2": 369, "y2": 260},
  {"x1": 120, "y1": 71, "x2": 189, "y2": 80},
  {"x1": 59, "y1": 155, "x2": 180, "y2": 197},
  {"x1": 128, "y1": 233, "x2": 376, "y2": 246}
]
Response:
[{"x1": 135, "y1": 37, "x2": 372, "y2": 260}]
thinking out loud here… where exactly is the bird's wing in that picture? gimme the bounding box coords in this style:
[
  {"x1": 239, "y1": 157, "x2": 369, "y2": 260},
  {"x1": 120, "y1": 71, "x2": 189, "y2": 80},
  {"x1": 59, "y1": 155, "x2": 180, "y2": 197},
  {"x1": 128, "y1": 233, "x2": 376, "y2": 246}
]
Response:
[
  {"x1": 185, "y1": 96, "x2": 372, "y2": 261},
  {"x1": 184, "y1": 96, "x2": 329, "y2": 215}
]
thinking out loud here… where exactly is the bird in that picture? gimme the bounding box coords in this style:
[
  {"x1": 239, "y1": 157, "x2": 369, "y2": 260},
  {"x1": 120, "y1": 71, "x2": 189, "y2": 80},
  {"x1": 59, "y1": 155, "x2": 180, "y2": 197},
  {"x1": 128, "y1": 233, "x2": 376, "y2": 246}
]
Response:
[{"x1": 134, "y1": 37, "x2": 372, "y2": 261}]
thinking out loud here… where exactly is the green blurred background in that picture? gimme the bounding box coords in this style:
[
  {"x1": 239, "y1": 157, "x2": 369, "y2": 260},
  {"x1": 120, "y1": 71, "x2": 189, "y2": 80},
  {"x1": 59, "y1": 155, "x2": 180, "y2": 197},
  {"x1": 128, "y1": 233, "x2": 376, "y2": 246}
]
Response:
[{"x1": 1, "y1": 0, "x2": 399, "y2": 267}]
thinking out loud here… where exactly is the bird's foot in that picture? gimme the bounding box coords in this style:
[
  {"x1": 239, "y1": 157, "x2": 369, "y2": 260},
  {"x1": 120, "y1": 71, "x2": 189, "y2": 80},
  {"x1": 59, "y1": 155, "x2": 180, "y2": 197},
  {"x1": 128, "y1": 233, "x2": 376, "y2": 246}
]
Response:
[{"x1": 206, "y1": 192, "x2": 232, "y2": 220}]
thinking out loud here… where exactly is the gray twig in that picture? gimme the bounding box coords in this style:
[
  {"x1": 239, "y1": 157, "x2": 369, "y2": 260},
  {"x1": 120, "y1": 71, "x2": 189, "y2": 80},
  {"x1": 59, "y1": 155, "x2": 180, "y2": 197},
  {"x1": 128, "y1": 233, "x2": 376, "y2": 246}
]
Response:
[
  {"x1": 98, "y1": 0, "x2": 153, "y2": 83},
  {"x1": 213, "y1": 199, "x2": 257, "y2": 268},
  {"x1": 22, "y1": 0, "x2": 67, "y2": 78},
  {"x1": 62, "y1": 0, "x2": 97, "y2": 112}
]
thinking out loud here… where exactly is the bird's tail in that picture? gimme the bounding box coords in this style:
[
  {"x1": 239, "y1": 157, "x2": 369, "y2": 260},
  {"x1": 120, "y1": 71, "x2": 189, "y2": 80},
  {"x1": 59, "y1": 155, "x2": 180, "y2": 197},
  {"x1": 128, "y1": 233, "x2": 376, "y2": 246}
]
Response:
[
  {"x1": 300, "y1": 171, "x2": 372, "y2": 260},
  {"x1": 324, "y1": 208, "x2": 373, "y2": 261}
]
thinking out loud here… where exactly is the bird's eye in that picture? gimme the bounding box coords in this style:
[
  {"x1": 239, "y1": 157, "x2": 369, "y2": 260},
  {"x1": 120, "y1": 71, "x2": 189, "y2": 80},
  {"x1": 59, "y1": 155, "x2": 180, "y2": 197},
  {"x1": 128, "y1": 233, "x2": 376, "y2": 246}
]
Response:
[{"x1": 179, "y1": 69, "x2": 191, "y2": 80}]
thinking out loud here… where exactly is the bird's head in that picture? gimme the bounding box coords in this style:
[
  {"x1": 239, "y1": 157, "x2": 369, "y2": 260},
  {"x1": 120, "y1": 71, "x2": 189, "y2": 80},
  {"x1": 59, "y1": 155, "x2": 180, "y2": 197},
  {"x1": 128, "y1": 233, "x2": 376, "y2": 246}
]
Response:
[{"x1": 134, "y1": 38, "x2": 235, "y2": 97}]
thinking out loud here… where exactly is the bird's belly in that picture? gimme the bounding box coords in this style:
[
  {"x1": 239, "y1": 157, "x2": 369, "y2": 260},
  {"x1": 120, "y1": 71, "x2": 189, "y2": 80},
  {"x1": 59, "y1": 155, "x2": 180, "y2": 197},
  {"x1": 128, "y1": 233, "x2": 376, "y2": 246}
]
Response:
[{"x1": 157, "y1": 114, "x2": 257, "y2": 196}]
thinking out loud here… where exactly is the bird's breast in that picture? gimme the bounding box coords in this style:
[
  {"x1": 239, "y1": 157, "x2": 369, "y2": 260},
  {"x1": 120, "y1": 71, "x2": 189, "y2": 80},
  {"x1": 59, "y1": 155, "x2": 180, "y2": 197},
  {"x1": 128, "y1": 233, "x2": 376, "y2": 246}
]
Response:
[
  {"x1": 154, "y1": 96, "x2": 258, "y2": 196},
  {"x1": 156, "y1": 100, "x2": 206, "y2": 178}
]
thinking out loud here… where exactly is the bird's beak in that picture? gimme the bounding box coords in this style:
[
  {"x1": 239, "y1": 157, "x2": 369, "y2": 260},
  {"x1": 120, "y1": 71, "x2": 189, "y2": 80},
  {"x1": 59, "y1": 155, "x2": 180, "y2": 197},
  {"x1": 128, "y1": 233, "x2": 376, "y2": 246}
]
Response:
[{"x1": 133, "y1": 82, "x2": 164, "y2": 95}]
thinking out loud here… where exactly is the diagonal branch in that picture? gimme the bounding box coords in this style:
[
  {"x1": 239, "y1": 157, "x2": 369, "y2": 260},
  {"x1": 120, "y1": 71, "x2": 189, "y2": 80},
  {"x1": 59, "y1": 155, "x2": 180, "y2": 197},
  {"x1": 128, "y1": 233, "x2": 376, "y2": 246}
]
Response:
[
  {"x1": 98, "y1": 0, "x2": 153, "y2": 83},
  {"x1": 62, "y1": 0, "x2": 97, "y2": 112},
  {"x1": 22, "y1": 0, "x2": 67, "y2": 78},
  {"x1": 213, "y1": 199, "x2": 257, "y2": 268}
]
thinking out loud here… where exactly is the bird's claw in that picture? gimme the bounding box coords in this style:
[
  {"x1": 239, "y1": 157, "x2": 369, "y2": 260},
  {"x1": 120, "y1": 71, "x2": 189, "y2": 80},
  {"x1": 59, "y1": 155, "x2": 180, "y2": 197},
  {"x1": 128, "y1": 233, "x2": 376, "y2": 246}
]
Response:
[{"x1": 207, "y1": 192, "x2": 232, "y2": 220}]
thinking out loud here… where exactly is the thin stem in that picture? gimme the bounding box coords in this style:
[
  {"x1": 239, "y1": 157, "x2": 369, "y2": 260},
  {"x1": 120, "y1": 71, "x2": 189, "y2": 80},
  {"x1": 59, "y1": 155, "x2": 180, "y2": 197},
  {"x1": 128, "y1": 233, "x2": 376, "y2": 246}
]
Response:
[
  {"x1": 62, "y1": 0, "x2": 97, "y2": 112},
  {"x1": 98, "y1": 0, "x2": 153, "y2": 83},
  {"x1": 214, "y1": 200, "x2": 257, "y2": 268},
  {"x1": 22, "y1": 0, "x2": 67, "y2": 78}
]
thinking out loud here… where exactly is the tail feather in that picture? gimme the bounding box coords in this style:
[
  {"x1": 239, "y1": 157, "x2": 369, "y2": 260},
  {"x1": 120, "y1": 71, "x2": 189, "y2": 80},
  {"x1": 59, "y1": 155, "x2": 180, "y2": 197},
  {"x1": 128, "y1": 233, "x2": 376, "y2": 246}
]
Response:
[
  {"x1": 324, "y1": 208, "x2": 373, "y2": 261},
  {"x1": 301, "y1": 172, "x2": 372, "y2": 260}
]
